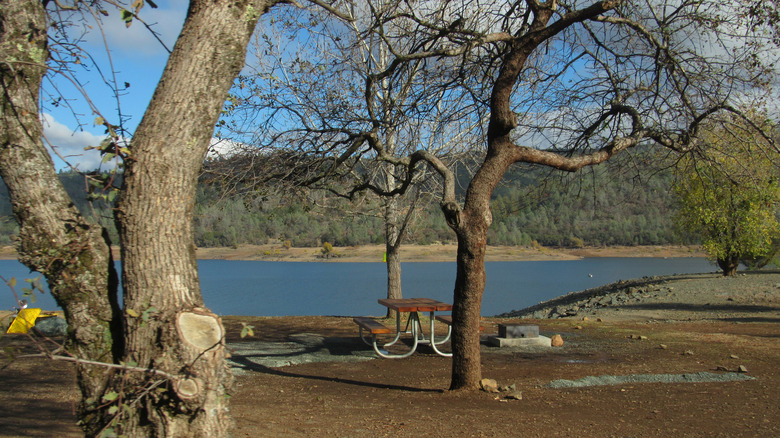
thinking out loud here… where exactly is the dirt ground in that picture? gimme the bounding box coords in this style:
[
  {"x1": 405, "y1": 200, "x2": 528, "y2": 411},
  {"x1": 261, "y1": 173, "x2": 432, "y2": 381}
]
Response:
[{"x1": 1, "y1": 271, "x2": 778, "y2": 437}]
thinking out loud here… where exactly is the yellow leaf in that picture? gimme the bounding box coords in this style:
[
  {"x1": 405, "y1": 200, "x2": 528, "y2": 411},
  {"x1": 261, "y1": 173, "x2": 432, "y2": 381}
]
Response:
[{"x1": 126, "y1": 309, "x2": 139, "y2": 318}]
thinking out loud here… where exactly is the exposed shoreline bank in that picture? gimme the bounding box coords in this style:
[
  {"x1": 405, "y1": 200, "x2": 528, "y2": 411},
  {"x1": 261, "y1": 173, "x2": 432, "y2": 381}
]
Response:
[
  {"x1": 0, "y1": 243, "x2": 704, "y2": 263},
  {"x1": 182, "y1": 243, "x2": 703, "y2": 262}
]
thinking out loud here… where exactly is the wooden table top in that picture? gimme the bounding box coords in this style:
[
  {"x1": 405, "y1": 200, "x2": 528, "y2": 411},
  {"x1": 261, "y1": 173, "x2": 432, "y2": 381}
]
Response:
[{"x1": 378, "y1": 298, "x2": 453, "y2": 312}]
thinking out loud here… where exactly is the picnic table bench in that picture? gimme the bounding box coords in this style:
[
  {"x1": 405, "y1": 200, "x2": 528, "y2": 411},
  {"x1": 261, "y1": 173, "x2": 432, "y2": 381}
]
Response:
[
  {"x1": 352, "y1": 316, "x2": 391, "y2": 335},
  {"x1": 355, "y1": 298, "x2": 453, "y2": 358}
]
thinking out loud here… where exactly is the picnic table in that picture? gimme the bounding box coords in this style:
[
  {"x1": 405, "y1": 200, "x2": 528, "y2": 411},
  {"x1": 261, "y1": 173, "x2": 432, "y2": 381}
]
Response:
[{"x1": 354, "y1": 298, "x2": 453, "y2": 359}]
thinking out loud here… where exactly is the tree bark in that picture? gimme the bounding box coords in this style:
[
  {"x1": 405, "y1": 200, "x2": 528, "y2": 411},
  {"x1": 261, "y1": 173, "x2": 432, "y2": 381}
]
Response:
[
  {"x1": 384, "y1": 195, "x2": 402, "y2": 317},
  {"x1": 113, "y1": 0, "x2": 272, "y2": 435},
  {"x1": 0, "y1": 0, "x2": 122, "y2": 433}
]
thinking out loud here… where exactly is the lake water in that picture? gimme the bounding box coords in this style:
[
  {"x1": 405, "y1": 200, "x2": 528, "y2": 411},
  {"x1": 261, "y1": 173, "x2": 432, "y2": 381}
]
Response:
[{"x1": 0, "y1": 257, "x2": 715, "y2": 316}]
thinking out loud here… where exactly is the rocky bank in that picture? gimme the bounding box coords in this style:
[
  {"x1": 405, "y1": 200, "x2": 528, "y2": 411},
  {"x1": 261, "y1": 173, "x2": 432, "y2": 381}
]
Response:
[{"x1": 499, "y1": 270, "x2": 780, "y2": 322}]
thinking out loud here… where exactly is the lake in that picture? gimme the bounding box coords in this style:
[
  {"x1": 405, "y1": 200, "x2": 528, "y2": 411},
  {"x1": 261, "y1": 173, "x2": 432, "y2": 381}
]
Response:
[{"x1": 0, "y1": 257, "x2": 715, "y2": 316}]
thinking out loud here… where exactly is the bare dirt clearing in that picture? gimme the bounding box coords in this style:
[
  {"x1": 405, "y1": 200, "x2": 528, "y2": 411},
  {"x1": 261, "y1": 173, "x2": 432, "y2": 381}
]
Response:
[{"x1": 1, "y1": 271, "x2": 777, "y2": 437}]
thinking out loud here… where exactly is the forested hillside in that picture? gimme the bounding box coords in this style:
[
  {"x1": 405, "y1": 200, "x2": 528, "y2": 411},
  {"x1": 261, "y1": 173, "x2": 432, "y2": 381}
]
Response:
[
  {"x1": 489, "y1": 162, "x2": 679, "y2": 247},
  {"x1": 0, "y1": 159, "x2": 685, "y2": 248}
]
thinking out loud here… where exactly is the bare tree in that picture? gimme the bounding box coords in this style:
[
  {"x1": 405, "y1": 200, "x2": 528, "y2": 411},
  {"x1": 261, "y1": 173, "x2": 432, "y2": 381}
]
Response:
[
  {"x1": 0, "y1": 0, "x2": 348, "y2": 434},
  {"x1": 301, "y1": 0, "x2": 779, "y2": 390},
  {"x1": 218, "y1": 1, "x2": 485, "y2": 307}
]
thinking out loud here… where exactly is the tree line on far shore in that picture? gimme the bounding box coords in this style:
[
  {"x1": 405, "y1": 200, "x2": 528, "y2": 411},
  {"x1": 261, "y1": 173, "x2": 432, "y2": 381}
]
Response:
[{"x1": 0, "y1": 155, "x2": 685, "y2": 249}]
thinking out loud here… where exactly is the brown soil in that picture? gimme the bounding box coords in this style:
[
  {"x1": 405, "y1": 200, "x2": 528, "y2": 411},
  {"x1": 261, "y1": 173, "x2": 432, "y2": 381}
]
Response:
[{"x1": 2, "y1": 269, "x2": 778, "y2": 437}]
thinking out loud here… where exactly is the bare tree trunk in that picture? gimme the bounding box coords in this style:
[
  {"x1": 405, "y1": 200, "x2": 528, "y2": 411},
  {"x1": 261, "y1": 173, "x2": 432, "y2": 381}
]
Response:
[
  {"x1": 445, "y1": 152, "x2": 507, "y2": 390},
  {"x1": 449, "y1": 223, "x2": 488, "y2": 389},
  {"x1": 384, "y1": 195, "x2": 402, "y2": 317},
  {"x1": 0, "y1": 0, "x2": 122, "y2": 433},
  {"x1": 381, "y1": 127, "x2": 404, "y2": 315},
  {"x1": 113, "y1": 0, "x2": 272, "y2": 435}
]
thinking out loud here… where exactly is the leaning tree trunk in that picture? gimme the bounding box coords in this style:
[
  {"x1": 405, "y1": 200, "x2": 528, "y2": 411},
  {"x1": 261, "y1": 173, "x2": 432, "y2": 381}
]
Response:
[
  {"x1": 0, "y1": 0, "x2": 122, "y2": 434},
  {"x1": 114, "y1": 0, "x2": 272, "y2": 435}
]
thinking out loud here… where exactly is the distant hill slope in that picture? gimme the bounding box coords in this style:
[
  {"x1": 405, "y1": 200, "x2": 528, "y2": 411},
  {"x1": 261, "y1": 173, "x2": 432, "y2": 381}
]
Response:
[{"x1": 0, "y1": 150, "x2": 687, "y2": 248}]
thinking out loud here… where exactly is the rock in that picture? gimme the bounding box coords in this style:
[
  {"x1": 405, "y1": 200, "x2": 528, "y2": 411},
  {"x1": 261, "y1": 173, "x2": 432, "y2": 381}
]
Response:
[
  {"x1": 33, "y1": 316, "x2": 67, "y2": 337},
  {"x1": 505, "y1": 391, "x2": 523, "y2": 400},
  {"x1": 659, "y1": 344, "x2": 668, "y2": 349},
  {"x1": 574, "y1": 325, "x2": 583, "y2": 330},
  {"x1": 480, "y1": 378, "x2": 499, "y2": 393},
  {"x1": 737, "y1": 365, "x2": 748, "y2": 373},
  {"x1": 551, "y1": 334, "x2": 564, "y2": 347},
  {"x1": 499, "y1": 325, "x2": 539, "y2": 338},
  {"x1": 730, "y1": 354, "x2": 739, "y2": 359},
  {"x1": 683, "y1": 350, "x2": 695, "y2": 356}
]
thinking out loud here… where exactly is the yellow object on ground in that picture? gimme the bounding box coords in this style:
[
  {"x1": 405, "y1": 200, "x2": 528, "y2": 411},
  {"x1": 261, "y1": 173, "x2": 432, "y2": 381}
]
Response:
[{"x1": 7, "y1": 308, "x2": 42, "y2": 334}]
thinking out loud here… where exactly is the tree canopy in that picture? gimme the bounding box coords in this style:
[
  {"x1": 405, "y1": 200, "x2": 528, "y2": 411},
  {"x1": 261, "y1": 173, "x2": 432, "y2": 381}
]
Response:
[{"x1": 673, "y1": 114, "x2": 780, "y2": 276}]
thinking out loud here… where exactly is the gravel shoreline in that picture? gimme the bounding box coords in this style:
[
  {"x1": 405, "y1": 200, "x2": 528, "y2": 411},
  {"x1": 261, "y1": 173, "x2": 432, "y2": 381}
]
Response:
[{"x1": 499, "y1": 270, "x2": 780, "y2": 321}]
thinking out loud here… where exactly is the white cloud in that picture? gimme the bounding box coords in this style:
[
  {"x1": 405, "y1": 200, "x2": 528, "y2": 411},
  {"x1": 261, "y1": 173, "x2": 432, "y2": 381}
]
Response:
[
  {"x1": 41, "y1": 113, "x2": 109, "y2": 171},
  {"x1": 208, "y1": 138, "x2": 245, "y2": 159},
  {"x1": 42, "y1": 113, "x2": 248, "y2": 170}
]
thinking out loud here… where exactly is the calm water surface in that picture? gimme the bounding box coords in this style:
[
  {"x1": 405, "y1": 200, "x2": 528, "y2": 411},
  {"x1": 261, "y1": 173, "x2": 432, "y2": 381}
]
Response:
[{"x1": 0, "y1": 257, "x2": 714, "y2": 316}]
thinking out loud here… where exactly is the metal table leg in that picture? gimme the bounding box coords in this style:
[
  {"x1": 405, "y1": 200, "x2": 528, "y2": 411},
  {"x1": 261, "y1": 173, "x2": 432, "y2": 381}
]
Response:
[
  {"x1": 382, "y1": 309, "x2": 405, "y2": 347},
  {"x1": 374, "y1": 311, "x2": 420, "y2": 359},
  {"x1": 428, "y1": 311, "x2": 452, "y2": 357}
]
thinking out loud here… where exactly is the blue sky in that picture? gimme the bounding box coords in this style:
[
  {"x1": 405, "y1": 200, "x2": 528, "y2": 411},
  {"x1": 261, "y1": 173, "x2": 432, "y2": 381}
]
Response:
[
  {"x1": 41, "y1": 1, "x2": 780, "y2": 172},
  {"x1": 43, "y1": 1, "x2": 188, "y2": 171}
]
